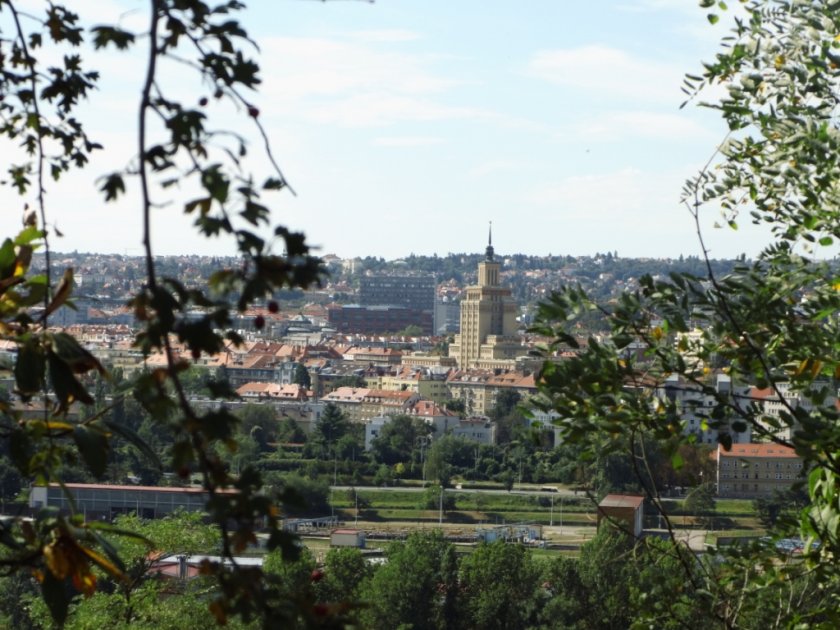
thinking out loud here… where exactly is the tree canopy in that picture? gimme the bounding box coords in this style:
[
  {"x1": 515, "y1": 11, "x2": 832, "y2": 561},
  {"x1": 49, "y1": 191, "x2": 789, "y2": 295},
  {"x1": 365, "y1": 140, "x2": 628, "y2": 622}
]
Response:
[
  {"x1": 0, "y1": 0, "x2": 322, "y2": 624},
  {"x1": 531, "y1": 1, "x2": 840, "y2": 626}
]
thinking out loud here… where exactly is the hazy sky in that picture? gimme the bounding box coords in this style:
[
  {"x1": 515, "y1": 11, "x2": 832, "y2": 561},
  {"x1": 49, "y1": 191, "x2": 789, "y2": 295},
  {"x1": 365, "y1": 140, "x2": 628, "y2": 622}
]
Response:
[{"x1": 1, "y1": 1, "x2": 767, "y2": 260}]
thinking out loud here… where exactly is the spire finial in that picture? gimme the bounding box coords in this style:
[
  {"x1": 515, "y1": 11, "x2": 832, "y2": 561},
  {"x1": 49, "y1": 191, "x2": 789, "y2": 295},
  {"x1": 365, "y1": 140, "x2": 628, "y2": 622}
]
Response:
[{"x1": 485, "y1": 221, "x2": 495, "y2": 261}]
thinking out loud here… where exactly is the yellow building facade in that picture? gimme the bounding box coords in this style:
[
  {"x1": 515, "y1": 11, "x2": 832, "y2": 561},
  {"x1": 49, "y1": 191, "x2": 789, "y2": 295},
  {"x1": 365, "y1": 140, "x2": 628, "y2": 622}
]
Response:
[{"x1": 448, "y1": 231, "x2": 524, "y2": 369}]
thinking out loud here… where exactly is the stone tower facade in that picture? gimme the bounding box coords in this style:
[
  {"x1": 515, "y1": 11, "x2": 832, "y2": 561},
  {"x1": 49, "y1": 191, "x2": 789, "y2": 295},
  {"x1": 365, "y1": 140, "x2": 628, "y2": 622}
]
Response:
[{"x1": 448, "y1": 227, "x2": 523, "y2": 369}]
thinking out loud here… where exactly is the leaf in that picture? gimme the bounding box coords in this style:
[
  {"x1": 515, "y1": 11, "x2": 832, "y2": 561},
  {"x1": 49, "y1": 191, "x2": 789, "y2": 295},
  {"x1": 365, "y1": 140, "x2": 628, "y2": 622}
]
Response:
[
  {"x1": 48, "y1": 354, "x2": 94, "y2": 409},
  {"x1": 671, "y1": 452, "x2": 685, "y2": 471},
  {"x1": 98, "y1": 172, "x2": 126, "y2": 201},
  {"x1": 263, "y1": 177, "x2": 285, "y2": 190},
  {"x1": 708, "y1": 13, "x2": 719, "y2": 24},
  {"x1": 9, "y1": 428, "x2": 32, "y2": 475},
  {"x1": 73, "y1": 425, "x2": 109, "y2": 477},
  {"x1": 42, "y1": 268, "x2": 74, "y2": 320},
  {"x1": 40, "y1": 571, "x2": 70, "y2": 626},
  {"x1": 49, "y1": 331, "x2": 106, "y2": 374},
  {"x1": 86, "y1": 522, "x2": 153, "y2": 546},
  {"x1": 90, "y1": 25, "x2": 135, "y2": 50},
  {"x1": 77, "y1": 543, "x2": 124, "y2": 579},
  {"x1": 15, "y1": 339, "x2": 46, "y2": 397},
  {"x1": 104, "y1": 418, "x2": 161, "y2": 470}
]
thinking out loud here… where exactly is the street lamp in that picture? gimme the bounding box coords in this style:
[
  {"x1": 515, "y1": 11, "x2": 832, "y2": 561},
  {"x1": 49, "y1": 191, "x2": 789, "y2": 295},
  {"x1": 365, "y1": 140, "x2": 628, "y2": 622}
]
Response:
[
  {"x1": 354, "y1": 487, "x2": 359, "y2": 526},
  {"x1": 416, "y1": 435, "x2": 431, "y2": 482},
  {"x1": 550, "y1": 495, "x2": 554, "y2": 526}
]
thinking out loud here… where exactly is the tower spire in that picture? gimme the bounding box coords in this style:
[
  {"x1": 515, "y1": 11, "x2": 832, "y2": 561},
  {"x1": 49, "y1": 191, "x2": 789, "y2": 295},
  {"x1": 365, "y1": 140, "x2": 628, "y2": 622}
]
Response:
[{"x1": 485, "y1": 221, "x2": 494, "y2": 261}]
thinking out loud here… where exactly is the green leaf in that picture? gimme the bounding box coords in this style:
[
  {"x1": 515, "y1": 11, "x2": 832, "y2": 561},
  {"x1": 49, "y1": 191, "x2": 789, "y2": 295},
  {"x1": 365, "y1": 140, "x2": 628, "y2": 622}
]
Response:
[
  {"x1": 50, "y1": 332, "x2": 105, "y2": 374},
  {"x1": 9, "y1": 428, "x2": 32, "y2": 475},
  {"x1": 13, "y1": 226, "x2": 44, "y2": 246},
  {"x1": 73, "y1": 425, "x2": 109, "y2": 477},
  {"x1": 48, "y1": 354, "x2": 94, "y2": 409},
  {"x1": 671, "y1": 452, "x2": 685, "y2": 471},
  {"x1": 104, "y1": 418, "x2": 161, "y2": 470},
  {"x1": 0, "y1": 239, "x2": 16, "y2": 278},
  {"x1": 98, "y1": 172, "x2": 125, "y2": 201},
  {"x1": 41, "y1": 571, "x2": 70, "y2": 626},
  {"x1": 90, "y1": 25, "x2": 135, "y2": 50},
  {"x1": 708, "y1": 13, "x2": 719, "y2": 24},
  {"x1": 15, "y1": 340, "x2": 46, "y2": 397},
  {"x1": 263, "y1": 177, "x2": 285, "y2": 190}
]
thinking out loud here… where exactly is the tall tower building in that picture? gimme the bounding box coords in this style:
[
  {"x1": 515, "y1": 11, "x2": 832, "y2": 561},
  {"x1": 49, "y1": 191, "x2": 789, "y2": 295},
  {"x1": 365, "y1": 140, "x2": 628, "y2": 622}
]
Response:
[{"x1": 448, "y1": 226, "x2": 524, "y2": 369}]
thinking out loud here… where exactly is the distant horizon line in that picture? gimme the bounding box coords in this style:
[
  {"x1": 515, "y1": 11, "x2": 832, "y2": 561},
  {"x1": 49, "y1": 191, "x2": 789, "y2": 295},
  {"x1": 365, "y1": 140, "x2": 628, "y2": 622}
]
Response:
[{"x1": 35, "y1": 250, "x2": 751, "y2": 263}]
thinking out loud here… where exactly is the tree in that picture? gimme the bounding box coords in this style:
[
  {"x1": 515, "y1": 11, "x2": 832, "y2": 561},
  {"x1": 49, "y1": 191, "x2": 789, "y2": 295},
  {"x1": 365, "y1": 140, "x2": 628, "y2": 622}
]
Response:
[
  {"x1": 445, "y1": 398, "x2": 465, "y2": 416},
  {"x1": 236, "y1": 404, "x2": 278, "y2": 452},
  {"x1": 315, "y1": 547, "x2": 371, "y2": 609},
  {"x1": 683, "y1": 482, "x2": 716, "y2": 528},
  {"x1": 458, "y1": 542, "x2": 539, "y2": 630},
  {"x1": 397, "y1": 324, "x2": 423, "y2": 337},
  {"x1": 530, "y1": 2, "x2": 840, "y2": 625},
  {"x1": 491, "y1": 389, "x2": 521, "y2": 419},
  {"x1": 754, "y1": 486, "x2": 809, "y2": 533},
  {"x1": 292, "y1": 363, "x2": 311, "y2": 390},
  {"x1": 491, "y1": 389, "x2": 527, "y2": 444},
  {"x1": 361, "y1": 531, "x2": 458, "y2": 630},
  {"x1": 369, "y1": 415, "x2": 433, "y2": 467},
  {"x1": 276, "y1": 417, "x2": 307, "y2": 445},
  {"x1": 421, "y1": 483, "x2": 456, "y2": 513},
  {"x1": 22, "y1": 512, "x2": 242, "y2": 630},
  {"x1": 314, "y1": 403, "x2": 349, "y2": 449},
  {"x1": 0, "y1": 1, "x2": 323, "y2": 624},
  {"x1": 267, "y1": 473, "x2": 330, "y2": 516}
]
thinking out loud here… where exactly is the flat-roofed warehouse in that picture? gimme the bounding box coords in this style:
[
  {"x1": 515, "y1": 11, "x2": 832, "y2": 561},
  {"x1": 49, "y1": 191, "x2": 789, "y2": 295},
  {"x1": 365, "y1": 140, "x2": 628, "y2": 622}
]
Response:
[{"x1": 29, "y1": 483, "x2": 219, "y2": 520}]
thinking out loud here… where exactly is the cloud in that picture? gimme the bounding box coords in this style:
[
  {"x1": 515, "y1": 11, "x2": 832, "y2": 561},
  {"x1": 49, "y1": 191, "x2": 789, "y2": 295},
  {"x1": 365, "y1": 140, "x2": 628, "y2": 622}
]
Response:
[
  {"x1": 373, "y1": 136, "x2": 446, "y2": 147},
  {"x1": 262, "y1": 37, "x2": 457, "y2": 97},
  {"x1": 526, "y1": 45, "x2": 684, "y2": 105},
  {"x1": 303, "y1": 93, "x2": 485, "y2": 127},
  {"x1": 616, "y1": 0, "x2": 698, "y2": 14},
  {"x1": 567, "y1": 110, "x2": 714, "y2": 142},
  {"x1": 256, "y1": 36, "x2": 493, "y2": 128},
  {"x1": 524, "y1": 167, "x2": 685, "y2": 220},
  {"x1": 467, "y1": 160, "x2": 527, "y2": 178},
  {"x1": 346, "y1": 29, "x2": 422, "y2": 43}
]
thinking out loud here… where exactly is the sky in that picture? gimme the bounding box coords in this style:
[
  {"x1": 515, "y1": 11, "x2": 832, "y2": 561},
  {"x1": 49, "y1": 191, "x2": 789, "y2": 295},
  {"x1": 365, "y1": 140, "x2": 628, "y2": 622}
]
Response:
[{"x1": 0, "y1": 1, "x2": 768, "y2": 261}]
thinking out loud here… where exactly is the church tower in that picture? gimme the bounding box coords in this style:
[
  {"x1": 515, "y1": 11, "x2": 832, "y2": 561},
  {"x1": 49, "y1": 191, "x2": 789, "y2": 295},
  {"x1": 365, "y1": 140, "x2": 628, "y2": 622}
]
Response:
[{"x1": 449, "y1": 225, "x2": 523, "y2": 369}]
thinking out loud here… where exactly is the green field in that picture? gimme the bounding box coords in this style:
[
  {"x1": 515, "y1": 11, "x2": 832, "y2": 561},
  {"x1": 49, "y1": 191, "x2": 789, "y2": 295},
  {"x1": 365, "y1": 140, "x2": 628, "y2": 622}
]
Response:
[{"x1": 326, "y1": 488, "x2": 765, "y2": 534}]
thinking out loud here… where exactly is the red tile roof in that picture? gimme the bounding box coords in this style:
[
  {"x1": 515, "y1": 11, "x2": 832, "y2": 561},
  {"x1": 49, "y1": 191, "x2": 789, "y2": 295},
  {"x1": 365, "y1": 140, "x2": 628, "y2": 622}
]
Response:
[{"x1": 718, "y1": 443, "x2": 798, "y2": 459}]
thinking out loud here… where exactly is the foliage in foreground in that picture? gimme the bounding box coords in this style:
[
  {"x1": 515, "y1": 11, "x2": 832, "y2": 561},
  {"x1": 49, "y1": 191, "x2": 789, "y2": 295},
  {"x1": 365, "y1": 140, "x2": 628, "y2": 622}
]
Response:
[
  {"x1": 0, "y1": 0, "x2": 322, "y2": 625},
  {"x1": 532, "y1": 1, "x2": 840, "y2": 627}
]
